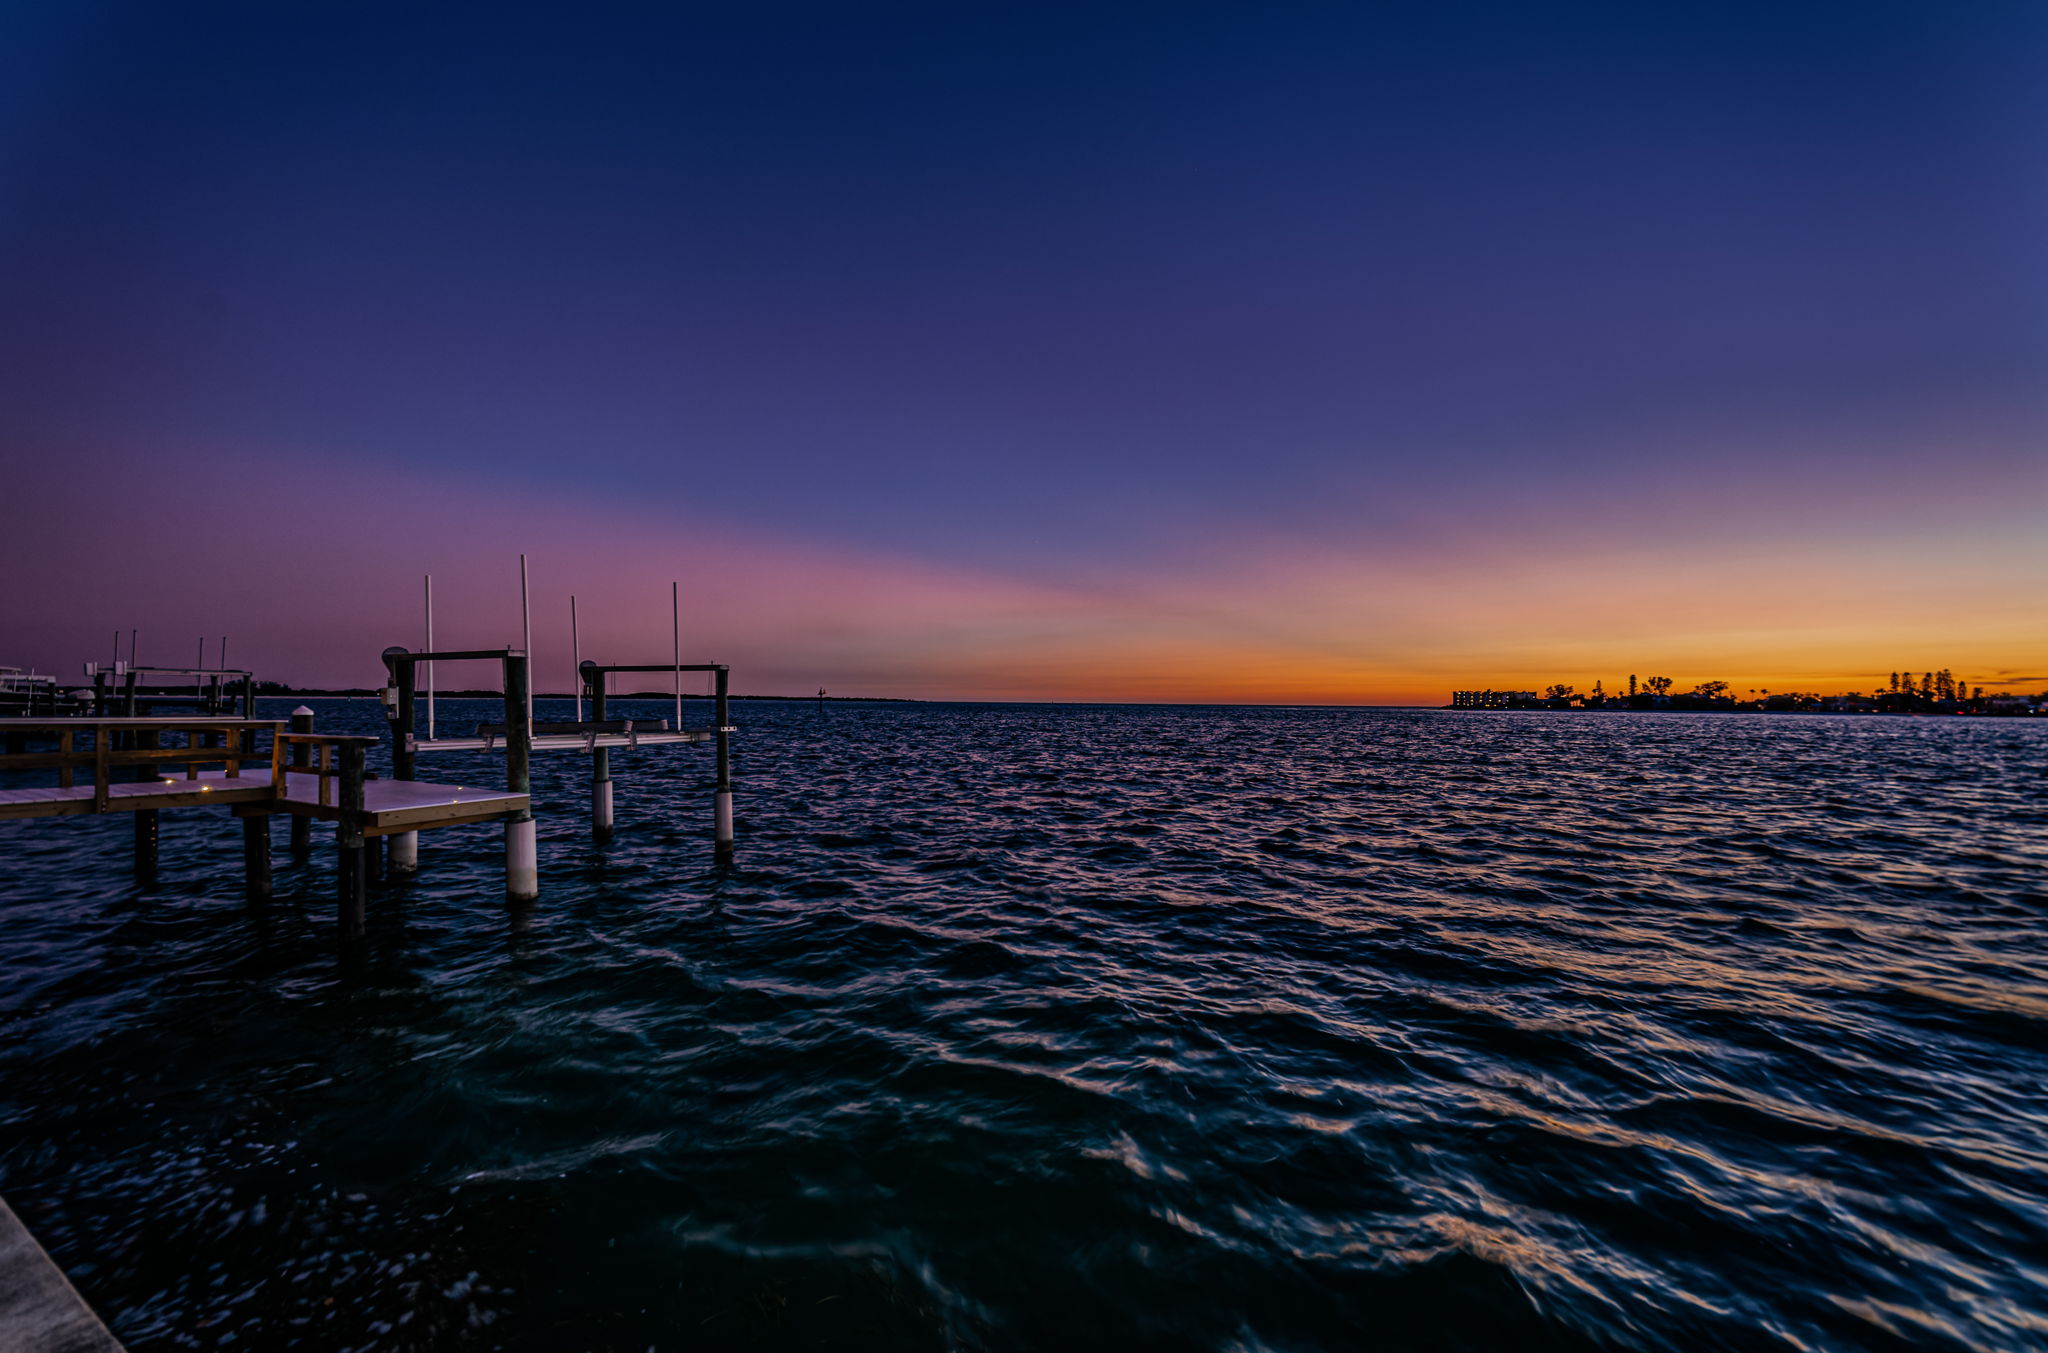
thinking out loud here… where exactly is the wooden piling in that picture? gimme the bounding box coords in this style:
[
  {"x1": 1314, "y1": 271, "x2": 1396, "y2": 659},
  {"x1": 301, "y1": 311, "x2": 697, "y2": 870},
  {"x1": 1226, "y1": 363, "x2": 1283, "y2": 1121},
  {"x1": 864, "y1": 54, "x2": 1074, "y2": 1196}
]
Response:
[
  {"x1": 584, "y1": 661, "x2": 613, "y2": 840},
  {"x1": 242, "y1": 816, "x2": 272, "y2": 902},
  {"x1": 132, "y1": 807, "x2": 158, "y2": 878},
  {"x1": 288, "y1": 707, "x2": 314, "y2": 859},
  {"x1": 338, "y1": 740, "x2": 367, "y2": 937},
  {"x1": 133, "y1": 726, "x2": 160, "y2": 877},
  {"x1": 714, "y1": 665, "x2": 733, "y2": 858},
  {"x1": 386, "y1": 649, "x2": 419, "y2": 873},
  {"x1": 504, "y1": 653, "x2": 537, "y2": 902}
]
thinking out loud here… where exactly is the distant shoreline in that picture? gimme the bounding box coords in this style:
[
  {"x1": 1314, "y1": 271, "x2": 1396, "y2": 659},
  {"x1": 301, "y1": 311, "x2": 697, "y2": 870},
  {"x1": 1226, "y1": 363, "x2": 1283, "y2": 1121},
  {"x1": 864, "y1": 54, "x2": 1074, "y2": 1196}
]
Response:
[
  {"x1": 256, "y1": 689, "x2": 922, "y2": 703},
  {"x1": 1440, "y1": 706, "x2": 2044, "y2": 718}
]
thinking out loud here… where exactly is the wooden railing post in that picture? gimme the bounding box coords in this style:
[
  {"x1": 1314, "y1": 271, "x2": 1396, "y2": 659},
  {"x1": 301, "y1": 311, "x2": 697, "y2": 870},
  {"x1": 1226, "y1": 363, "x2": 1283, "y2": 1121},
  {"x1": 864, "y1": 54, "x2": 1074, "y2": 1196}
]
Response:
[{"x1": 337, "y1": 740, "x2": 367, "y2": 937}]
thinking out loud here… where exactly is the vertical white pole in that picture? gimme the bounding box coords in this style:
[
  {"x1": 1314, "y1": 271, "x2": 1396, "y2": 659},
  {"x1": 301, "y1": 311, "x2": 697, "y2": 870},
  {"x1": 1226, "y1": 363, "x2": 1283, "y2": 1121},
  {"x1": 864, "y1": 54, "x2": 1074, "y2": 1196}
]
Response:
[
  {"x1": 424, "y1": 574, "x2": 435, "y2": 741},
  {"x1": 571, "y1": 595, "x2": 582, "y2": 722},
  {"x1": 507, "y1": 817, "x2": 538, "y2": 902},
  {"x1": 220, "y1": 636, "x2": 228, "y2": 671},
  {"x1": 520, "y1": 554, "x2": 533, "y2": 728},
  {"x1": 671, "y1": 581, "x2": 682, "y2": 732}
]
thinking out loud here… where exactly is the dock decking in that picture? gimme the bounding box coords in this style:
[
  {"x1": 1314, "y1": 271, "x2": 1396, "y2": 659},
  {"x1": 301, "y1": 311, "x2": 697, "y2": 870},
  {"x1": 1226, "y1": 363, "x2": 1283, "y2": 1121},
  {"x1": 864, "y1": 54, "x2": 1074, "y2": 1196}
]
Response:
[
  {"x1": 0, "y1": 728, "x2": 528, "y2": 834},
  {"x1": 0, "y1": 771, "x2": 275, "y2": 820},
  {"x1": 261, "y1": 767, "x2": 527, "y2": 836},
  {"x1": 415, "y1": 726, "x2": 727, "y2": 754}
]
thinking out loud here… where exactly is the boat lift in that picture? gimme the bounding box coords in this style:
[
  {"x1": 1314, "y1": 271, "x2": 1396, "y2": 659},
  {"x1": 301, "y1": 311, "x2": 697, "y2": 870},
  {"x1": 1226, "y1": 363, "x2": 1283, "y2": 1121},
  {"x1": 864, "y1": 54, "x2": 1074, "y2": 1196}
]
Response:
[
  {"x1": 378, "y1": 645, "x2": 540, "y2": 899},
  {"x1": 378, "y1": 567, "x2": 736, "y2": 871}
]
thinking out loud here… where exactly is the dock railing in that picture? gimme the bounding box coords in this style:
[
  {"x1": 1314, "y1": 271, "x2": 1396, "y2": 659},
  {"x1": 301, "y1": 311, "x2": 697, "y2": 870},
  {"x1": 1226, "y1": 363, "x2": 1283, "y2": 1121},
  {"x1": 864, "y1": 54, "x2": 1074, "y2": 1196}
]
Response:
[
  {"x1": 0, "y1": 719, "x2": 283, "y2": 812},
  {"x1": 269, "y1": 732, "x2": 381, "y2": 933},
  {"x1": 270, "y1": 732, "x2": 380, "y2": 810}
]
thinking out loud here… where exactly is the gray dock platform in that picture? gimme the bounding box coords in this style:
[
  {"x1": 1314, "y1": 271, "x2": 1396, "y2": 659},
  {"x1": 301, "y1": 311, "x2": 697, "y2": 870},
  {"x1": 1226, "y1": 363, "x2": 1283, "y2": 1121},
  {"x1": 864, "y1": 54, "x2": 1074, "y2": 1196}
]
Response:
[{"x1": 0, "y1": 1195, "x2": 124, "y2": 1352}]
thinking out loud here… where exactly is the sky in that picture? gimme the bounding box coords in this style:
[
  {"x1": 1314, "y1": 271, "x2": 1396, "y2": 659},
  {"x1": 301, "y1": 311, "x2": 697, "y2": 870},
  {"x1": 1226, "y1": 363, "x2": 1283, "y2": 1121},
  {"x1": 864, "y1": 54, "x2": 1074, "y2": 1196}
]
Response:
[{"x1": 3, "y1": 1, "x2": 2044, "y2": 702}]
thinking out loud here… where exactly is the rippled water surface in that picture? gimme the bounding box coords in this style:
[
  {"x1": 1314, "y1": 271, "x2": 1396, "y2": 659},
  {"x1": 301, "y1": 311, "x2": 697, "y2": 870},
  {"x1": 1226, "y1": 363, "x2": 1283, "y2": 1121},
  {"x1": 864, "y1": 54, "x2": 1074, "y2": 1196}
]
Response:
[{"x1": 3, "y1": 701, "x2": 2046, "y2": 1351}]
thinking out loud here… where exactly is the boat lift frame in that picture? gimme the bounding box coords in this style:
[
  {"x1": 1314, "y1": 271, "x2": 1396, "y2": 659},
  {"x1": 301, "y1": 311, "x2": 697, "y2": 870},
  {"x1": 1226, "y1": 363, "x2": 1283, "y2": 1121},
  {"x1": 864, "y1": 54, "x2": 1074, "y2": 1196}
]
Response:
[
  {"x1": 578, "y1": 660, "x2": 734, "y2": 851},
  {"x1": 378, "y1": 646, "x2": 538, "y2": 898},
  {"x1": 87, "y1": 664, "x2": 256, "y2": 718}
]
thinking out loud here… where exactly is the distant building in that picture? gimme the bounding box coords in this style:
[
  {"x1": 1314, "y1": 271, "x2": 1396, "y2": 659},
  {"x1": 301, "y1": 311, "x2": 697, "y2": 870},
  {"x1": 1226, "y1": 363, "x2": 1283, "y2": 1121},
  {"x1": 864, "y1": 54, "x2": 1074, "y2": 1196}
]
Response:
[{"x1": 1451, "y1": 690, "x2": 1539, "y2": 709}]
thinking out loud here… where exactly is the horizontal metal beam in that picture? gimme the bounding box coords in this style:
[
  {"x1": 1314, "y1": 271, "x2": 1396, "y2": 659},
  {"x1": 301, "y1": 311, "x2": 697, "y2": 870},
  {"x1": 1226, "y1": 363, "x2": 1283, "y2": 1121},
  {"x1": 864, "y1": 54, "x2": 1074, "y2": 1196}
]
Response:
[
  {"x1": 579, "y1": 662, "x2": 727, "y2": 674},
  {"x1": 382, "y1": 647, "x2": 519, "y2": 665},
  {"x1": 124, "y1": 666, "x2": 253, "y2": 678}
]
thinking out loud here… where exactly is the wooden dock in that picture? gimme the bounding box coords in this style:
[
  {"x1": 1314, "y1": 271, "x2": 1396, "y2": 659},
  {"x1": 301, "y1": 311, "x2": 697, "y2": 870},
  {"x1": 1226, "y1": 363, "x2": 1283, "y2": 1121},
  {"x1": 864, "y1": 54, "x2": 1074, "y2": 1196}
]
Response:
[
  {"x1": 0, "y1": 720, "x2": 527, "y2": 832},
  {"x1": 0, "y1": 717, "x2": 532, "y2": 935},
  {"x1": 2, "y1": 640, "x2": 739, "y2": 932},
  {"x1": 0, "y1": 1194, "x2": 124, "y2": 1352}
]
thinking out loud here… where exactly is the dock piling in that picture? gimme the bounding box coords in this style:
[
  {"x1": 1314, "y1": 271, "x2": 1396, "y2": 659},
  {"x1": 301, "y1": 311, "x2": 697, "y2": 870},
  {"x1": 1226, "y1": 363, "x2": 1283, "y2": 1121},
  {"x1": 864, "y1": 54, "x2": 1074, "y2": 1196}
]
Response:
[
  {"x1": 338, "y1": 740, "x2": 368, "y2": 937},
  {"x1": 584, "y1": 661, "x2": 613, "y2": 840},
  {"x1": 714, "y1": 665, "x2": 733, "y2": 858},
  {"x1": 133, "y1": 807, "x2": 158, "y2": 878},
  {"x1": 385, "y1": 655, "x2": 419, "y2": 873},
  {"x1": 504, "y1": 652, "x2": 538, "y2": 902},
  {"x1": 288, "y1": 707, "x2": 313, "y2": 859},
  {"x1": 242, "y1": 816, "x2": 272, "y2": 902},
  {"x1": 132, "y1": 726, "x2": 160, "y2": 877}
]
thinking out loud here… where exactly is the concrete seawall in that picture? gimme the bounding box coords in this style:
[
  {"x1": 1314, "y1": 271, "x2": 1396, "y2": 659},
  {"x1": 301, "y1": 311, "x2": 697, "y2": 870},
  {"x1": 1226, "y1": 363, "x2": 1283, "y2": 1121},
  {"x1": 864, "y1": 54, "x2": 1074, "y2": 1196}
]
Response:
[{"x1": 0, "y1": 1195, "x2": 124, "y2": 1352}]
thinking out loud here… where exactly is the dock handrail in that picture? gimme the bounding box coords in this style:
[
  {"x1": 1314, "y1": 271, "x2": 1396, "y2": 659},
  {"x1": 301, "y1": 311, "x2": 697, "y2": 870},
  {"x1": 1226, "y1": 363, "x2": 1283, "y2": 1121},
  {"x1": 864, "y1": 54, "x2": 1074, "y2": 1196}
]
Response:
[
  {"x1": 271, "y1": 733, "x2": 380, "y2": 810},
  {"x1": 0, "y1": 719, "x2": 284, "y2": 812}
]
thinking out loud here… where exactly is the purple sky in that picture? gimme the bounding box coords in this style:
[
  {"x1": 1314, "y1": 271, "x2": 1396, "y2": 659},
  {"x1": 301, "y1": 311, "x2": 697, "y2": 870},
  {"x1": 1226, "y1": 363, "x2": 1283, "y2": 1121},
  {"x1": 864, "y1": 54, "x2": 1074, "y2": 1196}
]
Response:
[{"x1": 5, "y1": 3, "x2": 2044, "y2": 700}]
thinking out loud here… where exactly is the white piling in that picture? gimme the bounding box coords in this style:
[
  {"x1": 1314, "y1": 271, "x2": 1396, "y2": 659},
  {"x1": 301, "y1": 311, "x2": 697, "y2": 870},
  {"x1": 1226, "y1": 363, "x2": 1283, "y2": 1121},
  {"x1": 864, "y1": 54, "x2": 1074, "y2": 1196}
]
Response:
[
  {"x1": 671, "y1": 580, "x2": 682, "y2": 732},
  {"x1": 715, "y1": 790, "x2": 733, "y2": 848},
  {"x1": 593, "y1": 780, "x2": 613, "y2": 834},
  {"x1": 390, "y1": 832, "x2": 418, "y2": 873},
  {"x1": 506, "y1": 818, "x2": 538, "y2": 902}
]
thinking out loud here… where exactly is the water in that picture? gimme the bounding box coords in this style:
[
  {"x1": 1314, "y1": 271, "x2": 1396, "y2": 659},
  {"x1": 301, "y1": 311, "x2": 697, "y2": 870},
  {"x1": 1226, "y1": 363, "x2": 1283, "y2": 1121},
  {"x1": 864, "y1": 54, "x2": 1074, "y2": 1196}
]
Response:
[{"x1": 2, "y1": 701, "x2": 2045, "y2": 1352}]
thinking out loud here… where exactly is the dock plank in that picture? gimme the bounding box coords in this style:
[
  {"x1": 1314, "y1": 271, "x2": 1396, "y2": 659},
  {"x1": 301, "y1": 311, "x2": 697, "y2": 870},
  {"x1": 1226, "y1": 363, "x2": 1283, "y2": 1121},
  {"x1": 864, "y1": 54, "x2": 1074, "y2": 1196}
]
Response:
[
  {"x1": 0, "y1": 1195, "x2": 125, "y2": 1352},
  {"x1": 270, "y1": 769, "x2": 528, "y2": 835},
  {"x1": 0, "y1": 775, "x2": 274, "y2": 821}
]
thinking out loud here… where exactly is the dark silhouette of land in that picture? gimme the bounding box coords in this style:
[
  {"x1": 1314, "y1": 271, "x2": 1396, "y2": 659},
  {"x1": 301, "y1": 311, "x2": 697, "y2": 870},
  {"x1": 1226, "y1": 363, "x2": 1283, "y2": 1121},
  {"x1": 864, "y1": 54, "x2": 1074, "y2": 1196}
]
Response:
[{"x1": 1452, "y1": 669, "x2": 2045, "y2": 715}]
